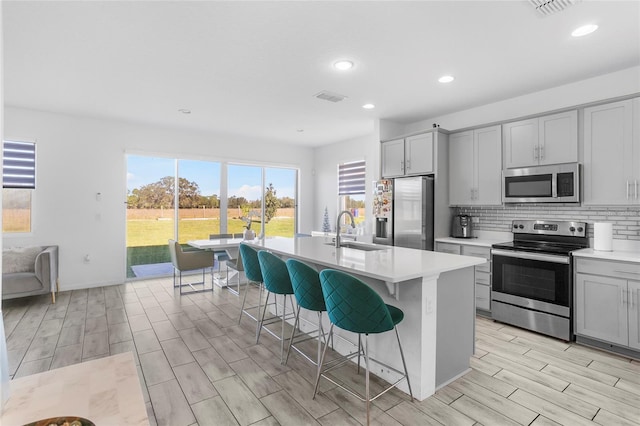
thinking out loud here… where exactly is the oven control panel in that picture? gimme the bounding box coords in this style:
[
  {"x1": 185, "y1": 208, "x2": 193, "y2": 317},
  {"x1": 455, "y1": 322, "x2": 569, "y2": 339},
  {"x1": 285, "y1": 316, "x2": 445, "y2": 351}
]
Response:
[{"x1": 511, "y1": 220, "x2": 586, "y2": 237}]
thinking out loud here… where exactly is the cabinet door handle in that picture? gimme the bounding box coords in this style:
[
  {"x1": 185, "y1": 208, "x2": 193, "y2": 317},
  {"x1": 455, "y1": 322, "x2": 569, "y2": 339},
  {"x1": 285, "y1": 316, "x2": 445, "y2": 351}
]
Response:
[
  {"x1": 631, "y1": 289, "x2": 635, "y2": 308},
  {"x1": 635, "y1": 180, "x2": 638, "y2": 199},
  {"x1": 539, "y1": 145, "x2": 544, "y2": 160},
  {"x1": 400, "y1": 160, "x2": 404, "y2": 173},
  {"x1": 627, "y1": 180, "x2": 631, "y2": 200},
  {"x1": 406, "y1": 159, "x2": 411, "y2": 171},
  {"x1": 622, "y1": 287, "x2": 626, "y2": 306},
  {"x1": 533, "y1": 146, "x2": 538, "y2": 160},
  {"x1": 613, "y1": 270, "x2": 640, "y2": 276}
]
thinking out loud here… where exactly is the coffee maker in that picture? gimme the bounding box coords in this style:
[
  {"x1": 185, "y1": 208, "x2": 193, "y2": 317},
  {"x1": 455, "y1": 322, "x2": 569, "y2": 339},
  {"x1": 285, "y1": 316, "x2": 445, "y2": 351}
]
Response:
[{"x1": 451, "y1": 215, "x2": 474, "y2": 238}]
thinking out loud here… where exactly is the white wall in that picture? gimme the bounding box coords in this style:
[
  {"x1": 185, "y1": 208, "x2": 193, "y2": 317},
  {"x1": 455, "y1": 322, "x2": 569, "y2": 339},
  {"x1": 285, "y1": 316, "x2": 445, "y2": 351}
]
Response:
[
  {"x1": 0, "y1": 1, "x2": 10, "y2": 408},
  {"x1": 4, "y1": 107, "x2": 315, "y2": 290},
  {"x1": 312, "y1": 128, "x2": 379, "y2": 234},
  {"x1": 403, "y1": 66, "x2": 640, "y2": 134}
]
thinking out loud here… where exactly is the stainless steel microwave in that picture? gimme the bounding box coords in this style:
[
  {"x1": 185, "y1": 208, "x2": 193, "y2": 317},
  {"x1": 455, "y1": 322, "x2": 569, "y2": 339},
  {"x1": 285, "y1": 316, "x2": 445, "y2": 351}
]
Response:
[{"x1": 502, "y1": 163, "x2": 580, "y2": 203}]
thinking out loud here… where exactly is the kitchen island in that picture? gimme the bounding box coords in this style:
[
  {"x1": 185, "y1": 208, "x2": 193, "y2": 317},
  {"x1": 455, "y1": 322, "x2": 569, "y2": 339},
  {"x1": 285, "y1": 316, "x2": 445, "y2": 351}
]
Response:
[{"x1": 246, "y1": 236, "x2": 485, "y2": 400}]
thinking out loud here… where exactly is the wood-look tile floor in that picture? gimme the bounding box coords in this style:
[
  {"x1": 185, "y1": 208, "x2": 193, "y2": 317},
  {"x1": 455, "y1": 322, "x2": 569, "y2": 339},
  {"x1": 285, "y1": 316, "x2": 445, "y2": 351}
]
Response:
[{"x1": 3, "y1": 277, "x2": 640, "y2": 426}]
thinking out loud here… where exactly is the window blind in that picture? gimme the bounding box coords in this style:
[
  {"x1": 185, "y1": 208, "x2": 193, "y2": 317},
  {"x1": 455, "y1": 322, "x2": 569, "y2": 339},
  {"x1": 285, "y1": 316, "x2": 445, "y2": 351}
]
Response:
[
  {"x1": 338, "y1": 160, "x2": 366, "y2": 195},
  {"x1": 3, "y1": 140, "x2": 36, "y2": 189}
]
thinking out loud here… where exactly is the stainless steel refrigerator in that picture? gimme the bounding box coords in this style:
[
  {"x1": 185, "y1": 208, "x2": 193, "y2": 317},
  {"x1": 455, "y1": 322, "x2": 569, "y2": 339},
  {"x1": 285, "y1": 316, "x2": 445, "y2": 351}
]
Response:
[{"x1": 393, "y1": 176, "x2": 435, "y2": 250}]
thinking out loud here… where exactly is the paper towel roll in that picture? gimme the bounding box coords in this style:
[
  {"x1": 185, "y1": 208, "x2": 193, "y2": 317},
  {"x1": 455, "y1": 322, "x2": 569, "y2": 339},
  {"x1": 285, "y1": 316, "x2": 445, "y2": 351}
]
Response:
[{"x1": 594, "y1": 222, "x2": 613, "y2": 251}]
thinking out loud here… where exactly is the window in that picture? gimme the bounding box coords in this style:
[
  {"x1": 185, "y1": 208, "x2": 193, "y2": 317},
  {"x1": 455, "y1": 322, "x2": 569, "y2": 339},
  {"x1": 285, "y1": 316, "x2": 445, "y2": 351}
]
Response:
[
  {"x1": 3, "y1": 140, "x2": 36, "y2": 233},
  {"x1": 126, "y1": 154, "x2": 298, "y2": 278},
  {"x1": 338, "y1": 160, "x2": 366, "y2": 226}
]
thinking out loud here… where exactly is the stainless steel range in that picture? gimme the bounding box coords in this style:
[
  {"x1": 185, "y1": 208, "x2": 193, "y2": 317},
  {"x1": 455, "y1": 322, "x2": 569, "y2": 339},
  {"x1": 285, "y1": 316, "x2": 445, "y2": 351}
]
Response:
[{"x1": 491, "y1": 220, "x2": 588, "y2": 340}]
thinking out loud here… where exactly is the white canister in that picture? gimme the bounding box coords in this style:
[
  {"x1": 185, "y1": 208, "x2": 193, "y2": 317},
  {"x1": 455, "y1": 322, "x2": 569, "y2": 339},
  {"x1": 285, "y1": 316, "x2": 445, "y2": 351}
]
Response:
[{"x1": 593, "y1": 222, "x2": 613, "y2": 251}]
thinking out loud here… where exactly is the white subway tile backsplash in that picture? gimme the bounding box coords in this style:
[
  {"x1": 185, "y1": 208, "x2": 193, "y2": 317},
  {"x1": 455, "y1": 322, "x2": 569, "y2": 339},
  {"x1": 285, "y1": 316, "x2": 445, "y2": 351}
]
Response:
[{"x1": 457, "y1": 204, "x2": 640, "y2": 240}]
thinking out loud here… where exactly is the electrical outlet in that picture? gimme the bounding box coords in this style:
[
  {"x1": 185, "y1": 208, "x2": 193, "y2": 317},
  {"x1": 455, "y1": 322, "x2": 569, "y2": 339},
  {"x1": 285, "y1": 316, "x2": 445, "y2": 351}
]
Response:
[
  {"x1": 472, "y1": 216, "x2": 480, "y2": 224},
  {"x1": 426, "y1": 297, "x2": 433, "y2": 314}
]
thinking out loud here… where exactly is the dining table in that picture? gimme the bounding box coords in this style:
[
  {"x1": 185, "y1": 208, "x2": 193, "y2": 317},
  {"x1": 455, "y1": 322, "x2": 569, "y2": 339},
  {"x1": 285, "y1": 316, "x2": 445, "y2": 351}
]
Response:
[{"x1": 187, "y1": 237, "x2": 246, "y2": 289}]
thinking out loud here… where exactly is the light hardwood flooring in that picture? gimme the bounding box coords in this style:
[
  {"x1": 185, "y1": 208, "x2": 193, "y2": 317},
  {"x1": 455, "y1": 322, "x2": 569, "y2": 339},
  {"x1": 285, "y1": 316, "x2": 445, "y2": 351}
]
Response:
[{"x1": 3, "y1": 276, "x2": 640, "y2": 426}]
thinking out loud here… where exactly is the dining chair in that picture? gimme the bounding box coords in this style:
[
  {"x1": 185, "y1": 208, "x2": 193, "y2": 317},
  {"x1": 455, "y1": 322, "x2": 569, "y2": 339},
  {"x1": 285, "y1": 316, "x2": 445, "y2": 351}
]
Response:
[
  {"x1": 224, "y1": 245, "x2": 244, "y2": 296},
  {"x1": 209, "y1": 233, "x2": 234, "y2": 264},
  {"x1": 168, "y1": 239, "x2": 214, "y2": 295},
  {"x1": 314, "y1": 269, "x2": 413, "y2": 426}
]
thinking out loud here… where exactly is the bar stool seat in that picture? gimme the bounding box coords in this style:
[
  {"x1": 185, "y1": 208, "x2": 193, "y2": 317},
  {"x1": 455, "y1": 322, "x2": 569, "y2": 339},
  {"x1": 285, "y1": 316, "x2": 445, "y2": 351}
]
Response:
[
  {"x1": 284, "y1": 258, "x2": 328, "y2": 368},
  {"x1": 257, "y1": 250, "x2": 296, "y2": 363},
  {"x1": 315, "y1": 269, "x2": 413, "y2": 426}
]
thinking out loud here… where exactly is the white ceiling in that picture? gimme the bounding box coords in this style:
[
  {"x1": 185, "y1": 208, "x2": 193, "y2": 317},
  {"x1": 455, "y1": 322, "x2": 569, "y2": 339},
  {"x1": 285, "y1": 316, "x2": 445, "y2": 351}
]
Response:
[{"x1": 3, "y1": 1, "x2": 640, "y2": 147}]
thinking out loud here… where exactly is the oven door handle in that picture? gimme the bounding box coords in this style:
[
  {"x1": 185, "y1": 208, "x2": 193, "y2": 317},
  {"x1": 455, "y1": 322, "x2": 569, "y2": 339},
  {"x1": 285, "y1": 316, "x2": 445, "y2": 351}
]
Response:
[{"x1": 491, "y1": 249, "x2": 570, "y2": 264}]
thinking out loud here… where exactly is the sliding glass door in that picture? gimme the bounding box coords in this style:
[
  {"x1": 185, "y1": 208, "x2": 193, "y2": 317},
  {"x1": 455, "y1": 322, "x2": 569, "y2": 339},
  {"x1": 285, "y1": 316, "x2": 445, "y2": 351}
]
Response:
[
  {"x1": 264, "y1": 167, "x2": 297, "y2": 237},
  {"x1": 227, "y1": 164, "x2": 263, "y2": 237},
  {"x1": 126, "y1": 155, "x2": 298, "y2": 279},
  {"x1": 126, "y1": 155, "x2": 175, "y2": 278},
  {"x1": 177, "y1": 159, "x2": 221, "y2": 243}
]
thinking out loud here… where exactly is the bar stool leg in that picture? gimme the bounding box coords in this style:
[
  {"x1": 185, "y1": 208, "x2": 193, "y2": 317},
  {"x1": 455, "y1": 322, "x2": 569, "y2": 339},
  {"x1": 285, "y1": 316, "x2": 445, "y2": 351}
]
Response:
[
  {"x1": 316, "y1": 311, "x2": 324, "y2": 370},
  {"x1": 357, "y1": 334, "x2": 362, "y2": 374},
  {"x1": 395, "y1": 327, "x2": 414, "y2": 401},
  {"x1": 313, "y1": 323, "x2": 334, "y2": 399},
  {"x1": 279, "y1": 295, "x2": 287, "y2": 363},
  {"x1": 238, "y1": 281, "x2": 250, "y2": 324},
  {"x1": 284, "y1": 305, "x2": 301, "y2": 365},
  {"x1": 256, "y1": 291, "x2": 271, "y2": 344},
  {"x1": 364, "y1": 333, "x2": 371, "y2": 426}
]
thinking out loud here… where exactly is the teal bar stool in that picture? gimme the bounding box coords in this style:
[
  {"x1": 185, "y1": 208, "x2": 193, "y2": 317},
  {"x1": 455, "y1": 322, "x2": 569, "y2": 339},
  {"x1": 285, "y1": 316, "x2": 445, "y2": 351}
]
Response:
[
  {"x1": 284, "y1": 258, "x2": 328, "y2": 368},
  {"x1": 315, "y1": 269, "x2": 413, "y2": 426},
  {"x1": 256, "y1": 250, "x2": 296, "y2": 363},
  {"x1": 238, "y1": 243, "x2": 264, "y2": 339}
]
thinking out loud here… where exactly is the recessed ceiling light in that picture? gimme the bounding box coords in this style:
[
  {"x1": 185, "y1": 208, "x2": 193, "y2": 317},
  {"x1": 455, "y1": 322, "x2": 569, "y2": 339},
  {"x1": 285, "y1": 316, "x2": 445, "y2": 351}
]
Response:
[
  {"x1": 178, "y1": 108, "x2": 191, "y2": 114},
  {"x1": 438, "y1": 75, "x2": 454, "y2": 83},
  {"x1": 333, "y1": 60, "x2": 354, "y2": 71},
  {"x1": 362, "y1": 104, "x2": 375, "y2": 110},
  {"x1": 572, "y1": 24, "x2": 598, "y2": 37}
]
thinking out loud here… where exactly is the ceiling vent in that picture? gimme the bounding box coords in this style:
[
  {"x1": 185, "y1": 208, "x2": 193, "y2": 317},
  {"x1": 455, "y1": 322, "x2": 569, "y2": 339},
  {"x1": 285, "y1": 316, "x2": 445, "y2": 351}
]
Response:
[
  {"x1": 314, "y1": 91, "x2": 348, "y2": 103},
  {"x1": 529, "y1": 0, "x2": 577, "y2": 16}
]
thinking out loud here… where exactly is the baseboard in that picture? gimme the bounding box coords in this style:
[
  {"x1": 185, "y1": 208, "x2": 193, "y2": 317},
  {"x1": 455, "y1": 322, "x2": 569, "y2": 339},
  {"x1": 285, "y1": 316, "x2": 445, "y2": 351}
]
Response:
[{"x1": 575, "y1": 335, "x2": 640, "y2": 360}]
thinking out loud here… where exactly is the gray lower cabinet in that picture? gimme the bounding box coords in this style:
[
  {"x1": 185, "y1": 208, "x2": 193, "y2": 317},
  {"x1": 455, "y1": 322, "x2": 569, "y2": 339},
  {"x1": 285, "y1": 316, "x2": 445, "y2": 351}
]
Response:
[
  {"x1": 436, "y1": 242, "x2": 492, "y2": 314},
  {"x1": 575, "y1": 258, "x2": 640, "y2": 350}
]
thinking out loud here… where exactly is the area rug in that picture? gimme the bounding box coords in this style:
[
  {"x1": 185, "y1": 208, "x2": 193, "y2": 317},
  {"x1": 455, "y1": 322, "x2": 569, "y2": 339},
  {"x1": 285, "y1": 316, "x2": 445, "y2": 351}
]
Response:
[
  {"x1": 131, "y1": 261, "x2": 222, "y2": 278},
  {"x1": 130, "y1": 262, "x2": 174, "y2": 278}
]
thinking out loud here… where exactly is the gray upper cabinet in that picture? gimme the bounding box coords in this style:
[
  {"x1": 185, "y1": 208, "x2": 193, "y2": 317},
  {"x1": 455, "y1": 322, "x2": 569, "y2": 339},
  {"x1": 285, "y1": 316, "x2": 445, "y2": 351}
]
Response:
[
  {"x1": 381, "y1": 138, "x2": 405, "y2": 177},
  {"x1": 503, "y1": 110, "x2": 578, "y2": 169},
  {"x1": 381, "y1": 132, "x2": 434, "y2": 178},
  {"x1": 583, "y1": 98, "x2": 640, "y2": 205},
  {"x1": 449, "y1": 125, "x2": 502, "y2": 205}
]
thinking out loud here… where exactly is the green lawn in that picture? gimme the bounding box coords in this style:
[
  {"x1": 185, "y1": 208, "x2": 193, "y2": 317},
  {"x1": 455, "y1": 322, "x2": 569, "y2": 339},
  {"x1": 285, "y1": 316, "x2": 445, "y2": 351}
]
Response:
[
  {"x1": 127, "y1": 217, "x2": 294, "y2": 247},
  {"x1": 126, "y1": 217, "x2": 295, "y2": 277}
]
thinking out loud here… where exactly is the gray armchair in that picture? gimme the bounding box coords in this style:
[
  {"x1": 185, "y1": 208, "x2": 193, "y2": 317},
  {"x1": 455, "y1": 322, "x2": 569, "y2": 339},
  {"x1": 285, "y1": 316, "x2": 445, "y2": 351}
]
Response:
[
  {"x1": 168, "y1": 239, "x2": 214, "y2": 295},
  {"x1": 2, "y1": 245, "x2": 59, "y2": 303}
]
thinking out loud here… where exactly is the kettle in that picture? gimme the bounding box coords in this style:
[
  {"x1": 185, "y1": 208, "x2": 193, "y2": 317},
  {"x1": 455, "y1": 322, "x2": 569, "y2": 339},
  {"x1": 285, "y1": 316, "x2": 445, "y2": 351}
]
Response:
[{"x1": 451, "y1": 215, "x2": 474, "y2": 238}]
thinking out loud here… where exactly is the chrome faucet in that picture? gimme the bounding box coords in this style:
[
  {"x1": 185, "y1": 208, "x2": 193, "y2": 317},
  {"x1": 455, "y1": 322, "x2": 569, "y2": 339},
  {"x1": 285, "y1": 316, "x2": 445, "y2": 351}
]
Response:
[{"x1": 335, "y1": 210, "x2": 356, "y2": 248}]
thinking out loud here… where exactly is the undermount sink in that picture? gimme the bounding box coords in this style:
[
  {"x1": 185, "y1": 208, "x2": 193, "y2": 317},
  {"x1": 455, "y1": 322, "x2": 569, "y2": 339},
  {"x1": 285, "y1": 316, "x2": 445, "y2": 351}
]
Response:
[{"x1": 324, "y1": 241, "x2": 389, "y2": 251}]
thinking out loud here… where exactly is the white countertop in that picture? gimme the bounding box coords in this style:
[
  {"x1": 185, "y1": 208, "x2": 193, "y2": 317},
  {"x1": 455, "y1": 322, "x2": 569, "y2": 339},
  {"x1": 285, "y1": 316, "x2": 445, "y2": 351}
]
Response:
[
  {"x1": 573, "y1": 248, "x2": 640, "y2": 264},
  {"x1": 245, "y1": 236, "x2": 485, "y2": 283},
  {"x1": 435, "y1": 236, "x2": 511, "y2": 248},
  {"x1": 1, "y1": 352, "x2": 148, "y2": 426}
]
